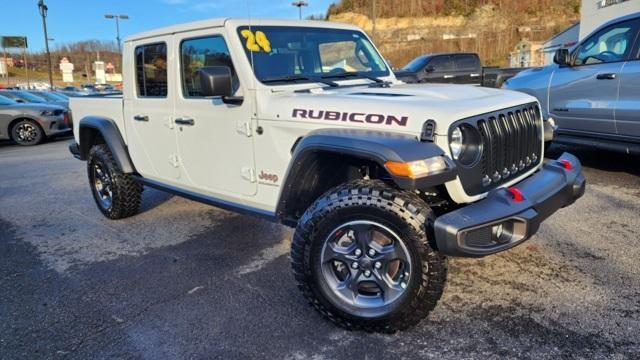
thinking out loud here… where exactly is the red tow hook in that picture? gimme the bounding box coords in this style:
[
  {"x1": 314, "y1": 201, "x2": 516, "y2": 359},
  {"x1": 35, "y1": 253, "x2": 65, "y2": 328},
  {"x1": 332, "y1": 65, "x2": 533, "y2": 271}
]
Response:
[
  {"x1": 558, "y1": 159, "x2": 573, "y2": 171},
  {"x1": 507, "y1": 187, "x2": 524, "y2": 202}
]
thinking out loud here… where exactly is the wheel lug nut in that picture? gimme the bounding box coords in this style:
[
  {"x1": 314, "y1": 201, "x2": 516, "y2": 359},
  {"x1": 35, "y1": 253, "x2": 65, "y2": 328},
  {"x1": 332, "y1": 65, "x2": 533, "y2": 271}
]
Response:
[
  {"x1": 364, "y1": 270, "x2": 371, "y2": 277},
  {"x1": 374, "y1": 262, "x2": 382, "y2": 269},
  {"x1": 404, "y1": 272, "x2": 409, "y2": 278},
  {"x1": 351, "y1": 262, "x2": 359, "y2": 269},
  {"x1": 354, "y1": 249, "x2": 362, "y2": 256},
  {"x1": 400, "y1": 282, "x2": 407, "y2": 289},
  {"x1": 368, "y1": 249, "x2": 376, "y2": 257}
]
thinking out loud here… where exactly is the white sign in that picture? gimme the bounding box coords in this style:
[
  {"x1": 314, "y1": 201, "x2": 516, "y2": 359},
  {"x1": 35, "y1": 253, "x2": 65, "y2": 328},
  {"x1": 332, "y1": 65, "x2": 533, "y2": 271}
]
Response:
[
  {"x1": 0, "y1": 58, "x2": 6, "y2": 77},
  {"x1": 59, "y1": 57, "x2": 74, "y2": 83},
  {"x1": 94, "y1": 61, "x2": 106, "y2": 84}
]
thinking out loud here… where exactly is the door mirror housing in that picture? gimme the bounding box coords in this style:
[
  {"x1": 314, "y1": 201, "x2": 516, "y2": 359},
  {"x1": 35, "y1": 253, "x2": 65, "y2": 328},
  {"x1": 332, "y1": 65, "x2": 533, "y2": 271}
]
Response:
[
  {"x1": 197, "y1": 66, "x2": 243, "y2": 105},
  {"x1": 553, "y1": 49, "x2": 571, "y2": 66},
  {"x1": 425, "y1": 65, "x2": 436, "y2": 73},
  {"x1": 197, "y1": 66, "x2": 233, "y2": 97}
]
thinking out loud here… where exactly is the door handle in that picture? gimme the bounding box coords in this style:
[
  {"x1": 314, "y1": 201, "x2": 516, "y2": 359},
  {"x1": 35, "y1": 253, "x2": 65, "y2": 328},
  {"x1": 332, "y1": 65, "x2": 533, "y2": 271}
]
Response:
[
  {"x1": 133, "y1": 115, "x2": 149, "y2": 122},
  {"x1": 470, "y1": 73, "x2": 480, "y2": 77},
  {"x1": 596, "y1": 73, "x2": 616, "y2": 80},
  {"x1": 443, "y1": 75, "x2": 455, "y2": 79},
  {"x1": 175, "y1": 117, "x2": 195, "y2": 126}
]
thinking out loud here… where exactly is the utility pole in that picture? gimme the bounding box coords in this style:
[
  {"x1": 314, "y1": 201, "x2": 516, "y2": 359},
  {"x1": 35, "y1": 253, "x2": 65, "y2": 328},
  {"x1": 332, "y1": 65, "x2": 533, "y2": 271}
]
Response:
[
  {"x1": 371, "y1": 0, "x2": 376, "y2": 40},
  {"x1": 105, "y1": 14, "x2": 128, "y2": 73},
  {"x1": 38, "y1": 0, "x2": 54, "y2": 89},
  {"x1": 292, "y1": 1, "x2": 308, "y2": 20}
]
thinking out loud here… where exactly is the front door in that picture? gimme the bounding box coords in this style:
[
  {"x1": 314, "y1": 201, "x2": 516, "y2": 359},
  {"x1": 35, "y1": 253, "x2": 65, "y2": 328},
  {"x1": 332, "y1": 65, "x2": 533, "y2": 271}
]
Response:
[
  {"x1": 124, "y1": 38, "x2": 180, "y2": 182},
  {"x1": 614, "y1": 22, "x2": 640, "y2": 138},
  {"x1": 173, "y1": 30, "x2": 256, "y2": 196},
  {"x1": 549, "y1": 19, "x2": 638, "y2": 135},
  {"x1": 424, "y1": 55, "x2": 454, "y2": 83}
]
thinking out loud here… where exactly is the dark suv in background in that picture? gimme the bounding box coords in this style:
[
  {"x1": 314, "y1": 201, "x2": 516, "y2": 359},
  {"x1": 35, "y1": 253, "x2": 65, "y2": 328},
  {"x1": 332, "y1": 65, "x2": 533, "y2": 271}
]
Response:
[{"x1": 394, "y1": 52, "x2": 525, "y2": 88}]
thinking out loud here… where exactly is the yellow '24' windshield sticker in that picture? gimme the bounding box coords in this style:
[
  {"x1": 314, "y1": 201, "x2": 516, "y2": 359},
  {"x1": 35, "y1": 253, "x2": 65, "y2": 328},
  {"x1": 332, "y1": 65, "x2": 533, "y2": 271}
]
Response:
[{"x1": 241, "y1": 29, "x2": 271, "y2": 53}]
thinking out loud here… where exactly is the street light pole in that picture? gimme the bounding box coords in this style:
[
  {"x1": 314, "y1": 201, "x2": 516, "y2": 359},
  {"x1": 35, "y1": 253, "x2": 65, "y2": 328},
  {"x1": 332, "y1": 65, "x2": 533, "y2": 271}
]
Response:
[
  {"x1": 38, "y1": 0, "x2": 54, "y2": 89},
  {"x1": 105, "y1": 14, "x2": 128, "y2": 73},
  {"x1": 292, "y1": 1, "x2": 308, "y2": 20}
]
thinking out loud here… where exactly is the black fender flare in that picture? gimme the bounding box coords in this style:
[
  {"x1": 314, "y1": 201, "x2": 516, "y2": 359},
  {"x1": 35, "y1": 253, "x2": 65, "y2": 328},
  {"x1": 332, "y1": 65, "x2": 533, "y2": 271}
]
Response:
[
  {"x1": 78, "y1": 116, "x2": 136, "y2": 173},
  {"x1": 276, "y1": 128, "x2": 456, "y2": 219}
]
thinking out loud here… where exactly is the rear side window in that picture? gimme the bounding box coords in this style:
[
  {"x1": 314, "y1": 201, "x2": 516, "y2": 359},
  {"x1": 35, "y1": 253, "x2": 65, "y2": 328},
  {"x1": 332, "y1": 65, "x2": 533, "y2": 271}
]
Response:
[
  {"x1": 180, "y1": 36, "x2": 239, "y2": 97},
  {"x1": 455, "y1": 54, "x2": 479, "y2": 70},
  {"x1": 428, "y1": 56, "x2": 454, "y2": 71},
  {"x1": 135, "y1": 43, "x2": 168, "y2": 97}
]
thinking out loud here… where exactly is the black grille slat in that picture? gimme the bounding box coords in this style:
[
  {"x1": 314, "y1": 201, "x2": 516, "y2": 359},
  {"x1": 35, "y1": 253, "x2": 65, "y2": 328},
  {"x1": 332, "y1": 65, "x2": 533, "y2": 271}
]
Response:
[{"x1": 455, "y1": 103, "x2": 543, "y2": 196}]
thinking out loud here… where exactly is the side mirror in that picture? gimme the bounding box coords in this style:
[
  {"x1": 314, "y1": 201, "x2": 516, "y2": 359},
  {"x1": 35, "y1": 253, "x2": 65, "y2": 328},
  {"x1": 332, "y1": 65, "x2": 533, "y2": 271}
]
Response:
[
  {"x1": 425, "y1": 65, "x2": 436, "y2": 73},
  {"x1": 197, "y1": 66, "x2": 243, "y2": 105},
  {"x1": 553, "y1": 49, "x2": 571, "y2": 66}
]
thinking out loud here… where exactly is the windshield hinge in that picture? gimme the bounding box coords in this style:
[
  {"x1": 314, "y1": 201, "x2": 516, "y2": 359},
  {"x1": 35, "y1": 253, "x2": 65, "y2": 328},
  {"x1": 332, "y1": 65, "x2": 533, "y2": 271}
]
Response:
[{"x1": 169, "y1": 154, "x2": 180, "y2": 168}]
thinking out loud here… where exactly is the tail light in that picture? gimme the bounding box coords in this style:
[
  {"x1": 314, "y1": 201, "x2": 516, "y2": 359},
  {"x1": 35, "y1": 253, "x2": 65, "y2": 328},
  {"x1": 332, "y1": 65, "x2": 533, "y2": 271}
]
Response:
[{"x1": 63, "y1": 112, "x2": 70, "y2": 126}]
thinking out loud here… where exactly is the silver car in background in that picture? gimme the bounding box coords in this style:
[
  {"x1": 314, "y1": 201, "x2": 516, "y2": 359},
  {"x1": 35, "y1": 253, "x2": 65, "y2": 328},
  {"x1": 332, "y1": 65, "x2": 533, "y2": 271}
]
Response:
[
  {"x1": 0, "y1": 95, "x2": 70, "y2": 146},
  {"x1": 504, "y1": 12, "x2": 640, "y2": 154}
]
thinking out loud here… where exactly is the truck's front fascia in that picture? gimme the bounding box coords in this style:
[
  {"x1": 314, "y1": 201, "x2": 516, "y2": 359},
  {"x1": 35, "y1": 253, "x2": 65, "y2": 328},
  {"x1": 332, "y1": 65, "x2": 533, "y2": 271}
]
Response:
[{"x1": 433, "y1": 152, "x2": 585, "y2": 257}]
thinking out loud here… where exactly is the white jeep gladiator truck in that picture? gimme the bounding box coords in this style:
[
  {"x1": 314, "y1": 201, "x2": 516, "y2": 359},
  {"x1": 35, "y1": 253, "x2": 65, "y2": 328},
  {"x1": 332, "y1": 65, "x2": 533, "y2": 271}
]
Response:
[{"x1": 69, "y1": 18, "x2": 585, "y2": 332}]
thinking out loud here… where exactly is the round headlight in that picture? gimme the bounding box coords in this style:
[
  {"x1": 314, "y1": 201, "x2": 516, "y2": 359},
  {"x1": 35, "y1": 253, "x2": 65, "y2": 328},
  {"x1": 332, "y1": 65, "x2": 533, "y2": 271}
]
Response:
[
  {"x1": 450, "y1": 127, "x2": 464, "y2": 160},
  {"x1": 449, "y1": 124, "x2": 482, "y2": 167}
]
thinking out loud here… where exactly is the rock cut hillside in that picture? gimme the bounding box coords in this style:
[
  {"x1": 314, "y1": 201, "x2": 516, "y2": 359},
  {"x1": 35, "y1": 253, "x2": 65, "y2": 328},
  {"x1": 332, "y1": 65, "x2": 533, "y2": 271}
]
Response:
[{"x1": 326, "y1": 0, "x2": 580, "y2": 67}]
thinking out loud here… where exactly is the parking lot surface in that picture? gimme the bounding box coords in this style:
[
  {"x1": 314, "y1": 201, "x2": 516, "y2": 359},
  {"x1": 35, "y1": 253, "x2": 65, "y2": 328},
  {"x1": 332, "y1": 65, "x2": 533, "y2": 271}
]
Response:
[{"x1": 1, "y1": 138, "x2": 639, "y2": 359}]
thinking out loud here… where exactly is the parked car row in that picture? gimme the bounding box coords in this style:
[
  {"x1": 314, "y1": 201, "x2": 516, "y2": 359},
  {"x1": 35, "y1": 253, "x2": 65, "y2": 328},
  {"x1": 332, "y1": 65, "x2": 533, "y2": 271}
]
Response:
[{"x1": 0, "y1": 92, "x2": 71, "y2": 146}]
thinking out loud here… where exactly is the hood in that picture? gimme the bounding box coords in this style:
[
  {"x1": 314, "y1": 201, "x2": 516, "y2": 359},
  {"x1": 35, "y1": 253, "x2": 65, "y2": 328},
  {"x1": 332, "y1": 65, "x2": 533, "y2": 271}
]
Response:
[
  {"x1": 11, "y1": 102, "x2": 66, "y2": 114},
  {"x1": 259, "y1": 83, "x2": 537, "y2": 135}
]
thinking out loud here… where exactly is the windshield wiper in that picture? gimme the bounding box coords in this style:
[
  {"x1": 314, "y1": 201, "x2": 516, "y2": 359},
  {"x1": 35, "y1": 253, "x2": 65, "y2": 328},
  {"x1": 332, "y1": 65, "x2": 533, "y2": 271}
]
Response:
[
  {"x1": 321, "y1": 71, "x2": 384, "y2": 84},
  {"x1": 262, "y1": 75, "x2": 338, "y2": 87}
]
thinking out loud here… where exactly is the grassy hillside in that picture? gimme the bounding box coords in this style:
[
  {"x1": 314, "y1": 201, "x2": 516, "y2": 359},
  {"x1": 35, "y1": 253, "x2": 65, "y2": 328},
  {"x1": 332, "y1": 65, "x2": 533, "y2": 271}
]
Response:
[{"x1": 326, "y1": 0, "x2": 581, "y2": 67}]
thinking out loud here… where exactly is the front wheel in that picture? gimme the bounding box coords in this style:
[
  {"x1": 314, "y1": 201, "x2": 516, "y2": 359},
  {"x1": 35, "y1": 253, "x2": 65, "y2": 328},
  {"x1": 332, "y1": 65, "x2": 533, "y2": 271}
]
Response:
[
  {"x1": 291, "y1": 180, "x2": 447, "y2": 332},
  {"x1": 11, "y1": 119, "x2": 44, "y2": 146}
]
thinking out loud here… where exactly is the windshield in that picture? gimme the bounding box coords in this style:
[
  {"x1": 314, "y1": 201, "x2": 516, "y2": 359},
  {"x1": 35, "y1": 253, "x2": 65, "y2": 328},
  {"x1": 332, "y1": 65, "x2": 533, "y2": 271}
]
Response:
[
  {"x1": 237, "y1": 26, "x2": 389, "y2": 84},
  {"x1": 402, "y1": 56, "x2": 429, "y2": 72},
  {"x1": 0, "y1": 94, "x2": 17, "y2": 105}
]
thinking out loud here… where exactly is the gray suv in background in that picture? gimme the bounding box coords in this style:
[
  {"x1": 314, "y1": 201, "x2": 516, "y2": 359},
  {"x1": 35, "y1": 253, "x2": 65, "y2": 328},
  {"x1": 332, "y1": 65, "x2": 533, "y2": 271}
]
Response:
[
  {"x1": 504, "y1": 12, "x2": 640, "y2": 154},
  {"x1": 0, "y1": 95, "x2": 70, "y2": 146}
]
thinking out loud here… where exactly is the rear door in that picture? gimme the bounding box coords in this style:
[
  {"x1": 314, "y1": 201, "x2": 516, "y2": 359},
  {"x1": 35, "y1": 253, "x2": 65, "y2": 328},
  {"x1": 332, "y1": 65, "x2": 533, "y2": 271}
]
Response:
[
  {"x1": 549, "y1": 19, "x2": 638, "y2": 135},
  {"x1": 423, "y1": 55, "x2": 454, "y2": 83},
  {"x1": 615, "y1": 19, "x2": 640, "y2": 138},
  {"x1": 123, "y1": 38, "x2": 180, "y2": 181},
  {"x1": 453, "y1": 54, "x2": 481, "y2": 85}
]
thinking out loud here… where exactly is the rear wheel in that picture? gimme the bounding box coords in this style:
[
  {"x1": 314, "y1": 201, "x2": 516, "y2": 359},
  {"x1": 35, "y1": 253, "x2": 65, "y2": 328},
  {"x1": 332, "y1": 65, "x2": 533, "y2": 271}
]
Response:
[
  {"x1": 11, "y1": 119, "x2": 43, "y2": 146},
  {"x1": 291, "y1": 179, "x2": 447, "y2": 332},
  {"x1": 87, "y1": 144, "x2": 143, "y2": 219}
]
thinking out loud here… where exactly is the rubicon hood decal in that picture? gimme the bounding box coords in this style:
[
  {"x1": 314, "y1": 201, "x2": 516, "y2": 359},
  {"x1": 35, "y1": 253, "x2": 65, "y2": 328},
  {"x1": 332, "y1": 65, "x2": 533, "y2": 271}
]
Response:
[{"x1": 292, "y1": 109, "x2": 408, "y2": 127}]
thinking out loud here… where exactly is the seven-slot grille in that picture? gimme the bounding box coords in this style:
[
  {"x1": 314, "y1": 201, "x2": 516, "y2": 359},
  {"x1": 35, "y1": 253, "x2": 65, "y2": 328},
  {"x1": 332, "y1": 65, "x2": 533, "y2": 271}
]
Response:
[{"x1": 454, "y1": 103, "x2": 542, "y2": 196}]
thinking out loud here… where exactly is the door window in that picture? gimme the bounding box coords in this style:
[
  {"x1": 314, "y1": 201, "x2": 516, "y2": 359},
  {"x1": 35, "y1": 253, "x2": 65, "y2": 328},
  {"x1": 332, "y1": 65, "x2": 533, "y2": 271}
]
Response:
[
  {"x1": 427, "y1": 56, "x2": 453, "y2": 72},
  {"x1": 135, "y1": 43, "x2": 168, "y2": 97},
  {"x1": 180, "y1": 36, "x2": 239, "y2": 97},
  {"x1": 574, "y1": 20, "x2": 638, "y2": 65},
  {"x1": 454, "y1": 54, "x2": 479, "y2": 71}
]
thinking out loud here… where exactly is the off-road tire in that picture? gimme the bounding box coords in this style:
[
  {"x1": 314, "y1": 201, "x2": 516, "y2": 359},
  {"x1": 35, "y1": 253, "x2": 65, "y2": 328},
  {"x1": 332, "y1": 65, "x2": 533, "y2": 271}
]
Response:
[
  {"x1": 291, "y1": 179, "x2": 447, "y2": 333},
  {"x1": 11, "y1": 119, "x2": 44, "y2": 146},
  {"x1": 87, "y1": 144, "x2": 143, "y2": 219}
]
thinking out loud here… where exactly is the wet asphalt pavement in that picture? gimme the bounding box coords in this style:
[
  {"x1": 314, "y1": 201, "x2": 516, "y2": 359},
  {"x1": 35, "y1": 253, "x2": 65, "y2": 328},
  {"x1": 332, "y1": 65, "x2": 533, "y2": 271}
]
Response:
[{"x1": 0, "y1": 137, "x2": 639, "y2": 359}]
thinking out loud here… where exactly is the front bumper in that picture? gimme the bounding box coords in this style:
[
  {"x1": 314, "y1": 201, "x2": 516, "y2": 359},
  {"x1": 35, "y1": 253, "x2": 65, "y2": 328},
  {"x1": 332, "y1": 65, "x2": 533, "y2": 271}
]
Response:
[{"x1": 434, "y1": 152, "x2": 585, "y2": 257}]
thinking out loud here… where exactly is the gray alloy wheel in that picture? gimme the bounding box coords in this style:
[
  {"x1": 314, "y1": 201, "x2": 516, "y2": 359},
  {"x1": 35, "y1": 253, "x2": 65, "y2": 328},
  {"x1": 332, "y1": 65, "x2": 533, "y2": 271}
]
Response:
[
  {"x1": 320, "y1": 220, "x2": 412, "y2": 315},
  {"x1": 91, "y1": 162, "x2": 113, "y2": 210},
  {"x1": 11, "y1": 120, "x2": 43, "y2": 146}
]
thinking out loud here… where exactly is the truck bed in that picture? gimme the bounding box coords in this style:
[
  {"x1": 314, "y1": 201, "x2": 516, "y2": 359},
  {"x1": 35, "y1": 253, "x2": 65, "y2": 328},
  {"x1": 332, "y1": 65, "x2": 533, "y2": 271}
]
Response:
[{"x1": 71, "y1": 95, "x2": 124, "y2": 144}]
